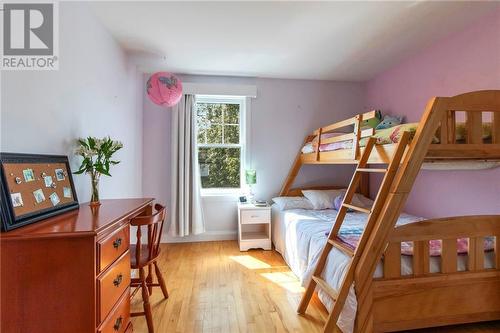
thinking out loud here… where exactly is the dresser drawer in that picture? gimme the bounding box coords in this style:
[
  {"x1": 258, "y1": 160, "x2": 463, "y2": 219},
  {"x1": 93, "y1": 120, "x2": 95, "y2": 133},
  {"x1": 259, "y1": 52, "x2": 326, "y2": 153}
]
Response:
[
  {"x1": 98, "y1": 290, "x2": 130, "y2": 333},
  {"x1": 241, "y1": 209, "x2": 270, "y2": 224},
  {"x1": 98, "y1": 224, "x2": 130, "y2": 272},
  {"x1": 98, "y1": 251, "x2": 131, "y2": 323}
]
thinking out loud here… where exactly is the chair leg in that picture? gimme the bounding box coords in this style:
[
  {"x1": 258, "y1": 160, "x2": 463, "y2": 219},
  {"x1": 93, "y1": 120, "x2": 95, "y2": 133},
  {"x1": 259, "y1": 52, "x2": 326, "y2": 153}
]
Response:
[
  {"x1": 154, "y1": 261, "x2": 169, "y2": 299},
  {"x1": 147, "y1": 264, "x2": 153, "y2": 295},
  {"x1": 140, "y1": 267, "x2": 154, "y2": 333}
]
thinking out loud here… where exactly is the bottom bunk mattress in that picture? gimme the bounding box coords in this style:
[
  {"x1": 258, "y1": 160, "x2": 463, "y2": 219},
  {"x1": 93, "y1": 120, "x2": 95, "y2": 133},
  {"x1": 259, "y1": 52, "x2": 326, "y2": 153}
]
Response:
[{"x1": 271, "y1": 206, "x2": 495, "y2": 333}]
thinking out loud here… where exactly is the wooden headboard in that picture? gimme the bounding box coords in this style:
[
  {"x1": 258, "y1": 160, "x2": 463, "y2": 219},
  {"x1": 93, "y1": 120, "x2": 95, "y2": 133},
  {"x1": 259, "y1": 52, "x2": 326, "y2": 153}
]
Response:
[{"x1": 285, "y1": 185, "x2": 344, "y2": 197}]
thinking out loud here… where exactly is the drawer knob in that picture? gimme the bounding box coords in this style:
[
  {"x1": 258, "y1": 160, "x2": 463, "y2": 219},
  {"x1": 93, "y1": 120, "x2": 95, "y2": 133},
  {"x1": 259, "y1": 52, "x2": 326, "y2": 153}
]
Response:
[
  {"x1": 113, "y1": 238, "x2": 122, "y2": 248},
  {"x1": 251, "y1": 215, "x2": 258, "y2": 218},
  {"x1": 113, "y1": 274, "x2": 123, "y2": 287},
  {"x1": 113, "y1": 316, "x2": 123, "y2": 331}
]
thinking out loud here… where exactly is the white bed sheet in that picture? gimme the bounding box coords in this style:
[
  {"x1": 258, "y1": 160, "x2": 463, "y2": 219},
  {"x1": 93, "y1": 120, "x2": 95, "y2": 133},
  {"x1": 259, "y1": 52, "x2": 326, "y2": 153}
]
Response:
[{"x1": 271, "y1": 206, "x2": 494, "y2": 333}]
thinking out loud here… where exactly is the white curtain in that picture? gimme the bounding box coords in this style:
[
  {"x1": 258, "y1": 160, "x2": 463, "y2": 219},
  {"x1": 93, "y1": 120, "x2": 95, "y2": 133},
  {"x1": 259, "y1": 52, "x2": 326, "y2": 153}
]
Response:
[{"x1": 170, "y1": 95, "x2": 205, "y2": 236}]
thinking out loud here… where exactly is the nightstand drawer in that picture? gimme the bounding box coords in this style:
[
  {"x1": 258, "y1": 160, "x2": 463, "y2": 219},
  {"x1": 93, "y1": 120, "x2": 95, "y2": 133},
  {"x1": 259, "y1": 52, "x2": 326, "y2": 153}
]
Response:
[{"x1": 241, "y1": 209, "x2": 270, "y2": 224}]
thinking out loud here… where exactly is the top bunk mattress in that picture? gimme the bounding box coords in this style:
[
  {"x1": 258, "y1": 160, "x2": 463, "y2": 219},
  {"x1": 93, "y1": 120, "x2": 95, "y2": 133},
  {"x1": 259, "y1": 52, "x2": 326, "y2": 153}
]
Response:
[
  {"x1": 301, "y1": 122, "x2": 495, "y2": 154},
  {"x1": 301, "y1": 123, "x2": 419, "y2": 154}
]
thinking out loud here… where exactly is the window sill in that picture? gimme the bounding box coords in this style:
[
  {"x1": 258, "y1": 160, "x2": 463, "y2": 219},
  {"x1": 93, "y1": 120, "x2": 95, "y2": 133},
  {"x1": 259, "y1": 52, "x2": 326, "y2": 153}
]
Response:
[{"x1": 200, "y1": 190, "x2": 243, "y2": 202}]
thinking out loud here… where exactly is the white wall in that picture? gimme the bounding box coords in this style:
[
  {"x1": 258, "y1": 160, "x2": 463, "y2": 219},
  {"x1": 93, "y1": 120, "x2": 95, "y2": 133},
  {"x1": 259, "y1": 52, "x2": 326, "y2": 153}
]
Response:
[
  {"x1": 142, "y1": 75, "x2": 365, "y2": 242},
  {"x1": 1, "y1": 3, "x2": 143, "y2": 202}
]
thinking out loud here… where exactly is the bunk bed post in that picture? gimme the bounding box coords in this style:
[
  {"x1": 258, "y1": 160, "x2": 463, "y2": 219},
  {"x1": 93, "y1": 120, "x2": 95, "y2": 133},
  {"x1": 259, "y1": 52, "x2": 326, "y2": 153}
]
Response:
[
  {"x1": 316, "y1": 128, "x2": 323, "y2": 162},
  {"x1": 353, "y1": 114, "x2": 369, "y2": 196},
  {"x1": 279, "y1": 135, "x2": 314, "y2": 196},
  {"x1": 356, "y1": 291, "x2": 375, "y2": 332},
  {"x1": 352, "y1": 115, "x2": 363, "y2": 159}
]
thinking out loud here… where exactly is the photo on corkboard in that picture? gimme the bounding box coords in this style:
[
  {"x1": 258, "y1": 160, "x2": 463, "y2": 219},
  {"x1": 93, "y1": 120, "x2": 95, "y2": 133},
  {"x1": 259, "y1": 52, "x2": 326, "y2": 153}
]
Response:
[
  {"x1": 55, "y1": 168, "x2": 65, "y2": 181},
  {"x1": 44, "y1": 175, "x2": 53, "y2": 188},
  {"x1": 0, "y1": 153, "x2": 79, "y2": 232},
  {"x1": 49, "y1": 192, "x2": 60, "y2": 206},
  {"x1": 63, "y1": 187, "x2": 72, "y2": 199},
  {"x1": 33, "y1": 189, "x2": 46, "y2": 204},
  {"x1": 23, "y1": 169, "x2": 35, "y2": 182},
  {"x1": 11, "y1": 193, "x2": 23, "y2": 207}
]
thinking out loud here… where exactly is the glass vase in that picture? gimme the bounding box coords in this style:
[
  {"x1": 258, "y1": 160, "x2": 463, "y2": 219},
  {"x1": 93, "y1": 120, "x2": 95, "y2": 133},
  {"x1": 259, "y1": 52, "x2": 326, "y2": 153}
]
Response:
[{"x1": 90, "y1": 173, "x2": 100, "y2": 206}]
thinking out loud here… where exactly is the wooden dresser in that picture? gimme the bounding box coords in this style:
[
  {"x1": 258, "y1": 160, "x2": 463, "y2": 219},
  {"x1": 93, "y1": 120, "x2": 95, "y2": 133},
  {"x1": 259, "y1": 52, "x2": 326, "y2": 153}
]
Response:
[{"x1": 0, "y1": 198, "x2": 153, "y2": 333}]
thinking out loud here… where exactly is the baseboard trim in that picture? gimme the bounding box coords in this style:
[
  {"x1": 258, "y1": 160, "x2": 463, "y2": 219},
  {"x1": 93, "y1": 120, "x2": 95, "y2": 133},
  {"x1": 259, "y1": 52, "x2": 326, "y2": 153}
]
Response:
[{"x1": 162, "y1": 230, "x2": 237, "y2": 243}]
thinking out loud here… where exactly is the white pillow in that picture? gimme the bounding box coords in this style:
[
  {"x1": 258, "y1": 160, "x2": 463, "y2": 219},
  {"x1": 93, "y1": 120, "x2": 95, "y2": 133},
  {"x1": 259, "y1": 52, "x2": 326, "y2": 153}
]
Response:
[
  {"x1": 301, "y1": 189, "x2": 346, "y2": 210},
  {"x1": 272, "y1": 196, "x2": 314, "y2": 211}
]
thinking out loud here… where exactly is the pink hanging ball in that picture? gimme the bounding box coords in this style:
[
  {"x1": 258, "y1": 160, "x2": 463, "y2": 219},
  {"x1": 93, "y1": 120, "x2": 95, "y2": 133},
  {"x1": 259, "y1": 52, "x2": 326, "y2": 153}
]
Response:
[{"x1": 146, "y1": 72, "x2": 183, "y2": 107}]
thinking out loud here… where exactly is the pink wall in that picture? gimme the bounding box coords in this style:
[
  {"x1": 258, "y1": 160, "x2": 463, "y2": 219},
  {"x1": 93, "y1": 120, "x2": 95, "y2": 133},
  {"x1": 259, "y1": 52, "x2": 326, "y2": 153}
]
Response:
[{"x1": 366, "y1": 10, "x2": 500, "y2": 218}]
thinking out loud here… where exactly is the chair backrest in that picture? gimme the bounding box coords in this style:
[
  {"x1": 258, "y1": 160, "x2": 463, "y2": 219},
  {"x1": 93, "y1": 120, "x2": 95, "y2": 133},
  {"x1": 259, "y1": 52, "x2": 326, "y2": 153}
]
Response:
[{"x1": 130, "y1": 203, "x2": 166, "y2": 267}]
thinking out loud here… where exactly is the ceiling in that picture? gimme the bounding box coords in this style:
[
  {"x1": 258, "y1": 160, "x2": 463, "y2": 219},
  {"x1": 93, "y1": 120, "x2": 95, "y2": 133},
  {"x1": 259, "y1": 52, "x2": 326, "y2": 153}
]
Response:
[{"x1": 90, "y1": 1, "x2": 498, "y2": 81}]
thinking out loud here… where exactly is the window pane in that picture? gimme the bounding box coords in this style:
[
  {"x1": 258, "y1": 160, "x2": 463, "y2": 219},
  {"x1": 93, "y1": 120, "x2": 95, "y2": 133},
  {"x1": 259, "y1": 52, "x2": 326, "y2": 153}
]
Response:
[
  {"x1": 196, "y1": 105, "x2": 209, "y2": 128},
  {"x1": 205, "y1": 103, "x2": 223, "y2": 123},
  {"x1": 197, "y1": 129, "x2": 206, "y2": 144},
  {"x1": 224, "y1": 104, "x2": 240, "y2": 124},
  {"x1": 224, "y1": 125, "x2": 239, "y2": 144},
  {"x1": 197, "y1": 103, "x2": 223, "y2": 126},
  {"x1": 206, "y1": 125, "x2": 223, "y2": 144},
  {"x1": 198, "y1": 147, "x2": 241, "y2": 188}
]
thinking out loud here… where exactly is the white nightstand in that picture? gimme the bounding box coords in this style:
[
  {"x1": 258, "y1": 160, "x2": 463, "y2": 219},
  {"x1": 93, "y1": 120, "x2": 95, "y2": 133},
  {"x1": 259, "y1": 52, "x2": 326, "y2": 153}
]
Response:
[{"x1": 237, "y1": 202, "x2": 272, "y2": 251}]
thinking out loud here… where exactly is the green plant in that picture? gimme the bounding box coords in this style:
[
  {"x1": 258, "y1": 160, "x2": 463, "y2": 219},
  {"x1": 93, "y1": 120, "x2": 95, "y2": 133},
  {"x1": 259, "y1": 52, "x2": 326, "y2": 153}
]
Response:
[{"x1": 74, "y1": 136, "x2": 123, "y2": 203}]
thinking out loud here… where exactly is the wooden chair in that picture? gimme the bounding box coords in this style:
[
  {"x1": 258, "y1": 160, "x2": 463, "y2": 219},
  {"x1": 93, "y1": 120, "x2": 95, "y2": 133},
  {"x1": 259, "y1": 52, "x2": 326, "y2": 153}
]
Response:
[{"x1": 129, "y1": 203, "x2": 168, "y2": 333}]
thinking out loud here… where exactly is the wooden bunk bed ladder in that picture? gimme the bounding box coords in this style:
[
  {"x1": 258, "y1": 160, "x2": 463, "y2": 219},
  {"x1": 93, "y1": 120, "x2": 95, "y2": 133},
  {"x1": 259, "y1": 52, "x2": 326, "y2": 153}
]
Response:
[{"x1": 297, "y1": 131, "x2": 412, "y2": 333}]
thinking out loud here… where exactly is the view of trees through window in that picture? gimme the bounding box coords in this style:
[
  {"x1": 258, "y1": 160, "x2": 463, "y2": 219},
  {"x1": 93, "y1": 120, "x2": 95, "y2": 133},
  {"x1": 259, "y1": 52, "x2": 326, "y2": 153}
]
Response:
[{"x1": 196, "y1": 100, "x2": 242, "y2": 189}]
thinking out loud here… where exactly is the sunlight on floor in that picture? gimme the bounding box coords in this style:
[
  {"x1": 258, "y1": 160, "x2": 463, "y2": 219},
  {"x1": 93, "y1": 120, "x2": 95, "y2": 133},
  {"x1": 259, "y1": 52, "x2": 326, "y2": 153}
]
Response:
[
  {"x1": 229, "y1": 255, "x2": 271, "y2": 269},
  {"x1": 260, "y1": 271, "x2": 305, "y2": 293},
  {"x1": 229, "y1": 254, "x2": 305, "y2": 293}
]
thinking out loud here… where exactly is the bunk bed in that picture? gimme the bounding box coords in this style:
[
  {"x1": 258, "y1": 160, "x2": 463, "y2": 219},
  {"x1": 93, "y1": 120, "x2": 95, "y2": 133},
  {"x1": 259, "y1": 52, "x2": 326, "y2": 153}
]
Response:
[{"x1": 277, "y1": 90, "x2": 500, "y2": 332}]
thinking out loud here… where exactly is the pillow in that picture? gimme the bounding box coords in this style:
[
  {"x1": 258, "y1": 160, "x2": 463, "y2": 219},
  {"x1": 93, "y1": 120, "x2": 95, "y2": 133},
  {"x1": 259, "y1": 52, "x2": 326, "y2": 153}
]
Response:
[
  {"x1": 375, "y1": 115, "x2": 403, "y2": 130},
  {"x1": 333, "y1": 192, "x2": 374, "y2": 211},
  {"x1": 361, "y1": 110, "x2": 382, "y2": 130},
  {"x1": 272, "y1": 196, "x2": 314, "y2": 211},
  {"x1": 301, "y1": 142, "x2": 315, "y2": 154},
  {"x1": 302, "y1": 189, "x2": 345, "y2": 210},
  {"x1": 359, "y1": 123, "x2": 419, "y2": 147}
]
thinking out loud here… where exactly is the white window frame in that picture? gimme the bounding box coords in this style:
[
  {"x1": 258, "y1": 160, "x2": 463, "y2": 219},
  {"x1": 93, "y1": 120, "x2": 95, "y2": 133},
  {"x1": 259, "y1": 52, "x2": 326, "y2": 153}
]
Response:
[{"x1": 195, "y1": 95, "x2": 248, "y2": 196}]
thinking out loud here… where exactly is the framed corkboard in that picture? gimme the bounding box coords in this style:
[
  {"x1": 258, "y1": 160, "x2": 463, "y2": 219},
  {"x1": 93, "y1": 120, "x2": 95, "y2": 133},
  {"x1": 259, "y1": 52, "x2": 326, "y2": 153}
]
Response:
[{"x1": 0, "y1": 153, "x2": 79, "y2": 231}]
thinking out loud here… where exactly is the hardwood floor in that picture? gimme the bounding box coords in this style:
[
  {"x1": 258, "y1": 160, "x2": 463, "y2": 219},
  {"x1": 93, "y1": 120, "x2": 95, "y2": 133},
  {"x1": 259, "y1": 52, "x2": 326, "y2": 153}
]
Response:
[{"x1": 131, "y1": 241, "x2": 500, "y2": 333}]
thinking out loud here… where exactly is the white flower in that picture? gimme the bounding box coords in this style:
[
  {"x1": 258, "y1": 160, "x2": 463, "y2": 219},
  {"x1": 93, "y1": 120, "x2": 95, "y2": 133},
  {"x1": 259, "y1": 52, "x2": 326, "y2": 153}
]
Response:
[
  {"x1": 112, "y1": 140, "x2": 123, "y2": 150},
  {"x1": 94, "y1": 138, "x2": 103, "y2": 150},
  {"x1": 76, "y1": 145, "x2": 97, "y2": 158}
]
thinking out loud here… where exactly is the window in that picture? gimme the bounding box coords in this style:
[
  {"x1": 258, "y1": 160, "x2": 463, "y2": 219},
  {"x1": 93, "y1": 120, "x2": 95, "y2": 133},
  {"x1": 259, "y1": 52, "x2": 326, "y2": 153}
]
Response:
[{"x1": 195, "y1": 96, "x2": 246, "y2": 193}]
